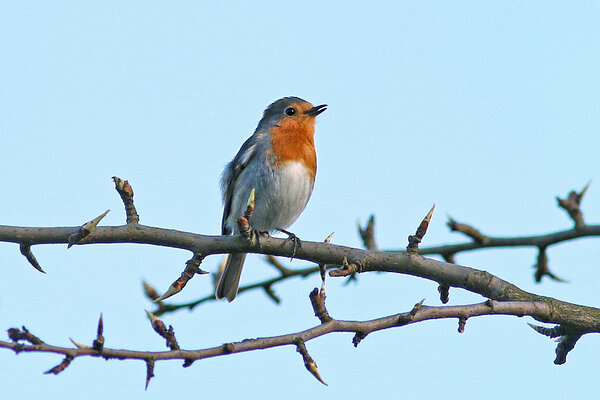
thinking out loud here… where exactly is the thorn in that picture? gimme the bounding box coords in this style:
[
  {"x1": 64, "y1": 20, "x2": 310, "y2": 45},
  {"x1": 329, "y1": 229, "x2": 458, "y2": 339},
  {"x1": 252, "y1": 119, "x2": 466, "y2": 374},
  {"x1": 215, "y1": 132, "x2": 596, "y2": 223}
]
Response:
[
  {"x1": 410, "y1": 298, "x2": 426, "y2": 317},
  {"x1": 93, "y1": 313, "x2": 104, "y2": 351},
  {"x1": 407, "y1": 204, "x2": 436, "y2": 254},
  {"x1": 69, "y1": 337, "x2": 90, "y2": 349},
  {"x1": 296, "y1": 340, "x2": 327, "y2": 386},
  {"x1": 19, "y1": 243, "x2": 45, "y2": 273},
  {"x1": 305, "y1": 358, "x2": 327, "y2": 386},
  {"x1": 145, "y1": 359, "x2": 155, "y2": 390},
  {"x1": 67, "y1": 210, "x2": 110, "y2": 249},
  {"x1": 142, "y1": 280, "x2": 160, "y2": 301},
  {"x1": 44, "y1": 355, "x2": 74, "y2": 375},
  {"x1": 318, "y1": 233, "x2": 334, "y2": 283},
  {"x1": 527, "y1": 323, "x2": 567, "y2": 338}
]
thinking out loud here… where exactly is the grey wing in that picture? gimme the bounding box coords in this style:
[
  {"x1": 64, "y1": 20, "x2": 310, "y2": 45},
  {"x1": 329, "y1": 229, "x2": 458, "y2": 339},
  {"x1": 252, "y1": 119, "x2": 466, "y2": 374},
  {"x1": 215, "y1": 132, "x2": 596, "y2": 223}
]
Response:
[{"x1": 220, "y1": 135, "x2": 260, "y2": 235}]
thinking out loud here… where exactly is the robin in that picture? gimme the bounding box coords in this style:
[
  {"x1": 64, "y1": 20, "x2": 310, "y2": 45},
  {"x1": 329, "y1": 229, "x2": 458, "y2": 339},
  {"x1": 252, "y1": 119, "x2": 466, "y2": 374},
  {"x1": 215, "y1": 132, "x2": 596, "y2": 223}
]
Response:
[{"x1": 216, "y1": 96, "x2": 327, "y2": 301}]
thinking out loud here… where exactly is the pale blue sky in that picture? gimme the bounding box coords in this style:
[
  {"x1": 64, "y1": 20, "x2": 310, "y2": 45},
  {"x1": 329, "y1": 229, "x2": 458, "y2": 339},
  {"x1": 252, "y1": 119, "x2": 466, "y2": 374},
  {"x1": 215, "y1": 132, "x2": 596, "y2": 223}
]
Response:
[{"x1": 1, "y1": 2, "x2": 599, "y2": 399}]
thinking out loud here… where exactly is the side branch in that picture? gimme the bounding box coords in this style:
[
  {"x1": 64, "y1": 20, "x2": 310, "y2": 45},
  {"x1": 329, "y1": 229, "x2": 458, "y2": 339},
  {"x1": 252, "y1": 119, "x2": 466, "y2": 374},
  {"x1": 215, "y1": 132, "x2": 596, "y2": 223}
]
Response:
[
  {"x1": 417, "y1": 225, "x2": 600, "y2": 256},
  {"x1": 1, "y1": 300, "x2": 550, "y2": 369}
]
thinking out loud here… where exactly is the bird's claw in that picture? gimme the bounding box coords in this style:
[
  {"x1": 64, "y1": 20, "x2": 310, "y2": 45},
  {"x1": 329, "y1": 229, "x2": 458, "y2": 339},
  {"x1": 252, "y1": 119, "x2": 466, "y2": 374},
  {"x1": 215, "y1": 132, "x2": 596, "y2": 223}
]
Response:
[{"x1": 277, "y1": 228, "x2": 302, "y2": 260}]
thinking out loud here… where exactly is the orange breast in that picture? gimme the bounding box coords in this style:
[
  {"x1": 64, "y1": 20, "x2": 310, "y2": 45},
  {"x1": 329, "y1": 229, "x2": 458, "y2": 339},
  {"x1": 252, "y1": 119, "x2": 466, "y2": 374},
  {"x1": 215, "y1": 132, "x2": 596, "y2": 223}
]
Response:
[{"x1": 269, "y1": 118, "x2": 317, "y2": 179}]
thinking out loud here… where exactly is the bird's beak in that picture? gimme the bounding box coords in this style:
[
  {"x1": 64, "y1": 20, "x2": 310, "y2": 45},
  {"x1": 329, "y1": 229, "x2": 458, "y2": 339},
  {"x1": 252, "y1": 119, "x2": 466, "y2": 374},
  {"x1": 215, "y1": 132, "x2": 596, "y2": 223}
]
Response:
[{"x1": 304, "y1": 104, "x2": 327, "y2": 117}]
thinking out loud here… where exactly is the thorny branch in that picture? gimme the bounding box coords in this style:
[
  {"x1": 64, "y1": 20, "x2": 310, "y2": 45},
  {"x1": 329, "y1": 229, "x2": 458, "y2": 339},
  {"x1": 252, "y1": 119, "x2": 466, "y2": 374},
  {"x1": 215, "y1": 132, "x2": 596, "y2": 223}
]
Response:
[
  {"x1": 1, "y1": 178, "x2": 599, "y2": 386},
  {"x1": 1, "y1": 300, "x2": 554, "y2": 386}
]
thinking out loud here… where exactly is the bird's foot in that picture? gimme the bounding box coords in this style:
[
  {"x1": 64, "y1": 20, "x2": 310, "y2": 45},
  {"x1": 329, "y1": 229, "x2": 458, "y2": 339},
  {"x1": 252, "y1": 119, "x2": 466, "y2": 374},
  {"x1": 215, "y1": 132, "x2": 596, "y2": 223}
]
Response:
[{"x1": 277, "y1": 228, "x2": 302, "y2": 260}]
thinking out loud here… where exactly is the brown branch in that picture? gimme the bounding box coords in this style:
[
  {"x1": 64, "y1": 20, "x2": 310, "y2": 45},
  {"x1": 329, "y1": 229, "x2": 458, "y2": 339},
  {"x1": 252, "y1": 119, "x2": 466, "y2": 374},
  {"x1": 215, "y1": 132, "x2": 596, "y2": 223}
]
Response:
[
  {"x1": 2, "y1": 223, "x2": 600, "y2": 331},
  {"x1": 150, "y1": 264, "x2": 328, "y2": 316},
  {"x1": 416, "y1": 225, "x2": 600, "y2": 257},
  {"x1": 2, "y1": 300, "x2": 555, "y2": 380},
  {"x1": 447, "y1": 216, "x2": 490, "y2": 244}
]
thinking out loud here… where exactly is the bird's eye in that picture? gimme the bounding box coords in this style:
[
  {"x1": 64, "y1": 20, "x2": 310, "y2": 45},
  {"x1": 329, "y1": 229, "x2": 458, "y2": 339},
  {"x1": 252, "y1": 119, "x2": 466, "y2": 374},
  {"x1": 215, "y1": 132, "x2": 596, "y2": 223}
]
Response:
[{"x1": 284, "y1": 107, "x2": 296, "y2": 116}]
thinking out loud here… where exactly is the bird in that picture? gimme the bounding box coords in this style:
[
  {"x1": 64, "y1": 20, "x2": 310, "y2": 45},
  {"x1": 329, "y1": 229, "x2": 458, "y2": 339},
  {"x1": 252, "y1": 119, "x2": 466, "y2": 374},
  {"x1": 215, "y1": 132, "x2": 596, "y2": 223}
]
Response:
[{"x1": 216, "y1": 96, "x2": 327, "y2": 301}]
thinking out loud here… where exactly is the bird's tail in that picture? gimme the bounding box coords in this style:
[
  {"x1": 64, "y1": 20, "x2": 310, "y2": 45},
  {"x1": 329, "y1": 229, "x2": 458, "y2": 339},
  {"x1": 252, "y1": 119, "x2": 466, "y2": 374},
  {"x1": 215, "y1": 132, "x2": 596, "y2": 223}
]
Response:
[{"x1": 215, "y1": 253, "x2": 246, "y2": 302}]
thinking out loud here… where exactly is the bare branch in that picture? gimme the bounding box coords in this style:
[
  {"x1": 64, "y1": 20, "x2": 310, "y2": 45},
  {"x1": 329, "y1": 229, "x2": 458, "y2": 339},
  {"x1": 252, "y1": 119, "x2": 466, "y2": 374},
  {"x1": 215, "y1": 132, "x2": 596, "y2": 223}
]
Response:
[
  {"x1": 1, "y1": 300, "x2": 555, "y2": 378},
  {"x1": 417, "y1": 225, "x2": 600, "y2": 257},
  {"x1": 447, "y1": 216, "x2": 490, "y2": 244}
]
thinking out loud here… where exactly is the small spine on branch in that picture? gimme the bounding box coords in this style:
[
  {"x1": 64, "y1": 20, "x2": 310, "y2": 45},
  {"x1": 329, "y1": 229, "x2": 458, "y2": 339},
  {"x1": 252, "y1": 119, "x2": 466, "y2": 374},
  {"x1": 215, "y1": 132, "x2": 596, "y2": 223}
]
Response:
[
  {"x1": 44, "y1": 355, "x2": 74, "y2": 375},
  {"x1": 142, "y1": 280, "x2": 160, "y2": 302},
  {"x1": 407, "y1": 205, "x2": 435, "y2": 254},
  {"x1": 145, "y1": 359, "x2": 155, "y2": 390},
  {"x1": 458, "y1": 317, "x2": 467, "y2": 333},
  {"x1": 447, "y1": 216, "x2": 489, "y2": 245},
  {"x1": 556, "y1": 182, "x2": 590, "y2": 229},
  {"x1": 92, "y1": 313, "x2": 104, "y2": 352},
  {"x1": 19, "y1": 243, "x2": 45, "y2": 273},
  {"x1": 438, "y1": 284, "x2": 450, "y2": 304},
  {"x1": 533, "y1": 247, "x2": 567, "y2": 283},
  {"x1": 357, "y1": 215, "x2": 378, "y2": 250},
  {"x1": 410, "y1": 299, "x2": 426, "y2": 317},
  {"x1": 295, "y1": 339, "x2": 327, "y2": 386},
  {"x1": 155, "y1": 252, "x2": 207, "y2": 302},
  {"x1": 67, "y1": 209, "x2": 110, "y2": 249},
  {"x1": 69, "y1": 337, "x2": 90, "y2": 349},
  {"x1": 145, "y1": 310, "x2": 180, "y2": 350},
  {"x1": 527, "y1": 323, "x2": 567, "y2": 338},
  {"x1": 112, "y1": 176, "x2": 139, "y2": 224},
  {"x1": 7, "y1": 326, "x2": 44, "y2": 345},
  {"x1": 319, "y1": 233, "x2": 334, "y2": 283}
]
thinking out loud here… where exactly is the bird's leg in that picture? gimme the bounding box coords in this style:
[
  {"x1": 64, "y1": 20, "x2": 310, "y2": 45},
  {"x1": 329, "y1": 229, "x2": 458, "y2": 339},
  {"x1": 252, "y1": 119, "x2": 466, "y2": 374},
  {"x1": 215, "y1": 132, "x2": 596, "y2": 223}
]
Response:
[{"x1": 276, "y1": 228, "x2": 302, "y2": 260}]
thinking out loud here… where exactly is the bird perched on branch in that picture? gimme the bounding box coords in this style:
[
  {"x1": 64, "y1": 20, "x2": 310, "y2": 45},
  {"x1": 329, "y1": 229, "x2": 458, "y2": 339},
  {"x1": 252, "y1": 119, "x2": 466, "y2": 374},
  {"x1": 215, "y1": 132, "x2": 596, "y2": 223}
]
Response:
[{"x1": 216, "y1": 96, "x2": 327, "y2": 301}]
